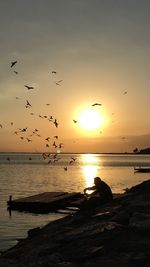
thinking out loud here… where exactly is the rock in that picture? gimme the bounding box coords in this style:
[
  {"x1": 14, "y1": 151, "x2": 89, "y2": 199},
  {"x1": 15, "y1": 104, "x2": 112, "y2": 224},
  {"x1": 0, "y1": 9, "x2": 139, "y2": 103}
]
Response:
[
  {"x1": 111, "y1": 210, "x2": 130, "y2": 225},
  {"x1": 28, "y1": 227, "x2": 41, "y2": 237},
  {"x1": 129, "y1": 212, "x2": 150, "y2": 230}
]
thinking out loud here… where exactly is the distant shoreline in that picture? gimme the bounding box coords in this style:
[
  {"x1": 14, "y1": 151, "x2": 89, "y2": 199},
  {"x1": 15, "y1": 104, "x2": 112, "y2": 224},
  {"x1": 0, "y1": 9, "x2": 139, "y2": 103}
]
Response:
[{"x1": 0, "y1": 152, "x2": 150, "y2": 155}]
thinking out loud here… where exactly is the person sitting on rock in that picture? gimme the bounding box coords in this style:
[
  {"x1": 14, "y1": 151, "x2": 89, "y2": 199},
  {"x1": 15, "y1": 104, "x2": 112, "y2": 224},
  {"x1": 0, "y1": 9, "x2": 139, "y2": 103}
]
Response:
[{"x1": 83, "y1": 177, "x2": 113, "y2": 205}]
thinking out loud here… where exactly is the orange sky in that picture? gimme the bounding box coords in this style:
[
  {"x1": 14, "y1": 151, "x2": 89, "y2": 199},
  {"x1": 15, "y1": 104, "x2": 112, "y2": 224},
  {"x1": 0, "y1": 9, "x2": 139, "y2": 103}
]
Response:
[{"x1": 0, "y1": 0, "x2": 150, "y2": 153}]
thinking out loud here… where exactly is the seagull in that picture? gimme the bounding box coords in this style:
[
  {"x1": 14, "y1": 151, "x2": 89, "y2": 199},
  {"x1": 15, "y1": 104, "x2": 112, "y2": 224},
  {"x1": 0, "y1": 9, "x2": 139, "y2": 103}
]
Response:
[
  {"x1": 54, "y1": 119, "x2": 58, "y2": 128},
  {"x1": 52, "y1": 141, "x2": 57, "y2": 148},
  {"x1": 59, "y1": 143, "x2": 64, "y2": 148},
  {"x1": 25, "y1": 85, "x2": 34, "y2": 90},
  {"x1": 64, "y1": 167, "x2": 68, "y2": 171},
  {"x1": 45, "y1": 137, "x2": 50, "y2": 142},
  {"x1": 55, "y1": 80, "x2": 63, "y2": 86},
  {"x1": 10, "y1": 122, "x2": 13, "y2": 126},
  {"x1": 52, "y1": 71, "x2": 57, "y2": 74},
  {"x1": 71, "y1": 157, "x2": 76, "y2": 161},
  {"x1": 69, "y1": 157, "x2": 76, "y2": 164},
  {"x1": 26, "y1": 138, "x2": 32, "y2": 142},
  {"x1": 92, "y1": 103, "x2": 102, "y2": 106},
  {"x1": 39, "y1": 115, "x2": 43, "y2": 118},
  {"x1": 123, "y1": 91, "x2": 127, "y2": 95},
  {"x1": 54, "y1": 135, "x2": 58, "y2": 139},
  {"x1": 11, "y1": 61, "x2": 17, "y2": 68},
  {"x1": 25, "y1": 100, "x2": 32, "y2": 108},
  {"x1": 0, "y1": 124, "x2": 2, "y2": 128},
  {"x1": 73, "y1": 119, "x2": 78, "y2": 123},
  {"x1": 46, "y1": 103, "x2": 50, "y2": 106},
  {"x1": 19, "y1": 127, "x2": 27, "y2": 132},
  {"x1": 14, "y1": 71, "x2": 18, "y2": 74}
]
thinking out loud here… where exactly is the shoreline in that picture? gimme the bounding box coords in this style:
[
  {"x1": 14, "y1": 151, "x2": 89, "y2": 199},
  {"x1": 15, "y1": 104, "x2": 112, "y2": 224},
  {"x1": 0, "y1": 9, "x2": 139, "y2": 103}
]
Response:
[{"x1": 0, "y1": 179, "x2": 150, "y2": 266}]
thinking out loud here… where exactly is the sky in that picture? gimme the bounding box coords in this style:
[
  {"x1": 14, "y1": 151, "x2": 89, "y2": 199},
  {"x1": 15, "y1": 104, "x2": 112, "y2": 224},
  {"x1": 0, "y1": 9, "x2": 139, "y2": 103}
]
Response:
[{"x1": 0, "y1": 0, "x2": 150, "y2": 153}]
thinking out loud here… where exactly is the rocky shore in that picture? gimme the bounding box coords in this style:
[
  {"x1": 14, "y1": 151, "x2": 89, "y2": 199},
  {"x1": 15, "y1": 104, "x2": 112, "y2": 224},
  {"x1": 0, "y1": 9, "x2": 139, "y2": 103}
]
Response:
[{"x1": 0, "y1": 180, "x2": 150, "y2": 267}]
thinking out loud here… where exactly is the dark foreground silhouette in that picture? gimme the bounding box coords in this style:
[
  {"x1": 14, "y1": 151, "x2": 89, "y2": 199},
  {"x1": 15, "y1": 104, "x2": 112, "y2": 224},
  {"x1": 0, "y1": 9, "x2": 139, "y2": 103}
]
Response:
[{"x1": 0, "y1": 179, "x2": 150, "y2": 267}]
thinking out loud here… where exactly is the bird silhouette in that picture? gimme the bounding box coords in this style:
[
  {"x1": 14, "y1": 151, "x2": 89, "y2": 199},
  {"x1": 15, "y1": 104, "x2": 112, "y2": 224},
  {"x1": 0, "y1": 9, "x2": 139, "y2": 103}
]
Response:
[
  {"x1": 45, "y1": 137, "x2": 50, "y2": 142},
  {"x1": 52, "y1": 141, "x2": 57, "y2": 148},
  {"x1": 55, "y1": 80, "x2": 63, "y2": 86},
  {"x1": 64, "y1": 167, "x2": 68, "y2": 171},
  {"x1": 59, "y1": 143, "x2": 64, "y2": 148},
  {"x1": 25, "y1": 100, "x2": 32, "y2": 108},
  {"x1": 0, "y1": 124, "x2": 2, "y2": 128},
  {"x1": 54, "y1": 135, "x2": 58, "y2": 139},
  {"x1": 26, "y1": 138, "x2": 32, "y2": 142},
  {"x1": 73, "y1": 119, "x2": 78, "y2": 123},
  {"x1": 54, "y1": 119, "x2": 58, "y2": 128},
  {"x1": 25, "y1": 85, "x2": 34, "y2": 90},
  {"x1": 92, "y1": 103, "x2": 102, "y2": 106},
  {"x1": 52, "y1": 71, "x2": 57, "y2": 74},
  {"x1": 11, "y1": 61, "x2": 17, "y2": 68},
  {"x1": 123, "y1": 91, "x2": 127, "y2": 95},
  {"x1": 14, "y1": 71, "x2": 18, "y2": 74}
]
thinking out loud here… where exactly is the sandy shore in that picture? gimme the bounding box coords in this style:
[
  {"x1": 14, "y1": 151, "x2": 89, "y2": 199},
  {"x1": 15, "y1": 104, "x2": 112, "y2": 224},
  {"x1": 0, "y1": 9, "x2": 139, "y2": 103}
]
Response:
[{"x1": 0, "y1": 180, "x2": 150, "y2": 267}]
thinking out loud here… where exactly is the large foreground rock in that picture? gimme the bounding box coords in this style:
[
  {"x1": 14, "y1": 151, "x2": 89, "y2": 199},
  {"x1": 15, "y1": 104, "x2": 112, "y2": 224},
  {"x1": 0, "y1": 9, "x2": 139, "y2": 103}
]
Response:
[{"x1": 0, "y1": 180, "x2": 150, "y2": 267}]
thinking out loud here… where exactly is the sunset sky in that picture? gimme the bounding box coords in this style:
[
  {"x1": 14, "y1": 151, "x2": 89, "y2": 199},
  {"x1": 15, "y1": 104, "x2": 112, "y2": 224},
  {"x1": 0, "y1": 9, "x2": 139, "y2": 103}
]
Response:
[{"x1": 0, "y1": 0, "x2": 150, "y2": 153}]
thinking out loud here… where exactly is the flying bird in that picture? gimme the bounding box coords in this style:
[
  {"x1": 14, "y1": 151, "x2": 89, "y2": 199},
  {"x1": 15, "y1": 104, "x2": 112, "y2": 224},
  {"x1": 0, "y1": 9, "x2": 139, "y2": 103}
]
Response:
[
  {"x1": 92, "y1": 103, "x2": 102, "y2": 107},
  {"x1": 54, "y1": 119, "x2": 58, "y2": 128},
  {"x1": 26, "y1": 138, "x2": 32, "y2": 142},
  {"x1": 11, "y1": 61, "x2": 17, "y2": 68},
  {"x1": 123, "y1": 91, "x2": 127, "y2": 95},
  {"x1": 59, "y1": 143, "x2": 64, "y2": 148},
  {"x1": 45, "y1": 137, "x2": 50, "y2": 142},
  {"x1": 0, "y1": 124, "x2": 2, "y2": 128},
  {"x1": 52, "y1": 71, "x2": 57, "y2": 74},
  {"x1": 25, "y1": 100, "x2": 32, "y2": 108},
  {"x1": 52, "y1": 141, "x2": 57, "y2": 148},
  {"x1": 55, "y1": 80, "x2": 63, "y2": 86},
  {"x1": 73, "y1": 119, "x2": 78, "y2": 123},
  {"x1": 25, "y1": 85, "x2": 34, "y2": 90},
  {"x1": 54, "y1": 135, "x2": 58, "y2": 139},
  {"x1": 14, "y1": 71, "x2": 18, "y2": 74}
]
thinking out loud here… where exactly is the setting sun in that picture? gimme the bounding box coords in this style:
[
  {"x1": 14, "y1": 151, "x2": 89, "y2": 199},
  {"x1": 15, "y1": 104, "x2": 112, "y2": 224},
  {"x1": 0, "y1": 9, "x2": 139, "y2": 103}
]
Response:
[{"x1": 78, "y1": 109, "x2": 103, "y2": 130}]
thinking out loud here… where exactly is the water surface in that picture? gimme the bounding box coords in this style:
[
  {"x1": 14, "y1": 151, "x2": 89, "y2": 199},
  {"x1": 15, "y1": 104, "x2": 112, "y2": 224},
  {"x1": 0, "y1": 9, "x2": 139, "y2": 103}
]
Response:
[{"x1": 0, "y1": 153, "x2": 150, "y2": 251}]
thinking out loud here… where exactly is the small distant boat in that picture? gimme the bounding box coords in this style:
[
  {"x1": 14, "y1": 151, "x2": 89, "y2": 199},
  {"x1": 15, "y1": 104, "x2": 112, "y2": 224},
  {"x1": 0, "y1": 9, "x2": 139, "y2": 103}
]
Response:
[{"x1": 134, "y1": 167, "x2": 150, "y2": 173}]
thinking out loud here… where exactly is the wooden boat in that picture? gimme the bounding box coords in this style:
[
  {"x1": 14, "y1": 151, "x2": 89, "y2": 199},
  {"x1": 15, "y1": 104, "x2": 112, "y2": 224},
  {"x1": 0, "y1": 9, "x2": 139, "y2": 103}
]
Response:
[{"x1": 134, "y1": 167, "x2": 150, "y2": 173}]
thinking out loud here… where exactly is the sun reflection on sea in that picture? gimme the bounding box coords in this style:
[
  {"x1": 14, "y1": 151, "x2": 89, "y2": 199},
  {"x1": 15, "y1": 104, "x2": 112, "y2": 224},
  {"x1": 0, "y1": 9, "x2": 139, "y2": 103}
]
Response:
[{"x1": 80, "y1": 154, "x2": 101, "y2": 188}]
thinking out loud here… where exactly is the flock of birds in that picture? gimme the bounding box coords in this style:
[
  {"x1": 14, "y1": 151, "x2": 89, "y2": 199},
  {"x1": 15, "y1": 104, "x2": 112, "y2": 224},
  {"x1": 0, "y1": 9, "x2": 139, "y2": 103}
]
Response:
[{"x1": 0, "y1": 60, "x2": 128, "y2": 169}]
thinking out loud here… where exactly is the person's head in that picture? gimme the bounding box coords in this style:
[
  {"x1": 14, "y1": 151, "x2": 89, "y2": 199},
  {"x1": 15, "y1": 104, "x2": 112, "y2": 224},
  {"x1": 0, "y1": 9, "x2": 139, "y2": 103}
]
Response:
[{"x1": 94, "y1": 177, "x2": 101, "y2": 185}]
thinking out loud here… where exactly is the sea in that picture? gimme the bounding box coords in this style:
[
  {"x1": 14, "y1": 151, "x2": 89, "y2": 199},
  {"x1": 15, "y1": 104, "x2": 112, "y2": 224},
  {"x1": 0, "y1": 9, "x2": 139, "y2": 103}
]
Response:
[{"x1": 0, "y1": 153, "x2": 150, "y2": 252}]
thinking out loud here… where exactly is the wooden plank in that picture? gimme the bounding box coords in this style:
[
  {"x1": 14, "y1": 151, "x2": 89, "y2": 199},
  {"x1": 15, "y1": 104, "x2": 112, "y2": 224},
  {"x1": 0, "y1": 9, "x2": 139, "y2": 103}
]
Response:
[
  {"x1": 13, "y1": 192, "x2": 68, "y2": 203},
  {"x1": 7, "y1": 192, "x2": 82, "y2": 213}
]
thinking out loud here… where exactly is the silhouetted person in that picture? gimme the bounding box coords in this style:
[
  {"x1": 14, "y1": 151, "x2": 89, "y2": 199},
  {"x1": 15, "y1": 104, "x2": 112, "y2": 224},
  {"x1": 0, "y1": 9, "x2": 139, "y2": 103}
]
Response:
[{"x1": 82, "y1": 177, "x2": 113, "y2": 209}]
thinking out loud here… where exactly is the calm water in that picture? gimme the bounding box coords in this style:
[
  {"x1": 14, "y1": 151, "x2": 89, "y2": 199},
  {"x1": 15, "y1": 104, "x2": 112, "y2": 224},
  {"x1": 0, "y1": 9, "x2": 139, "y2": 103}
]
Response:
[{"x1": 0, "y1": 153, "x2": 150, "y2": 251}]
